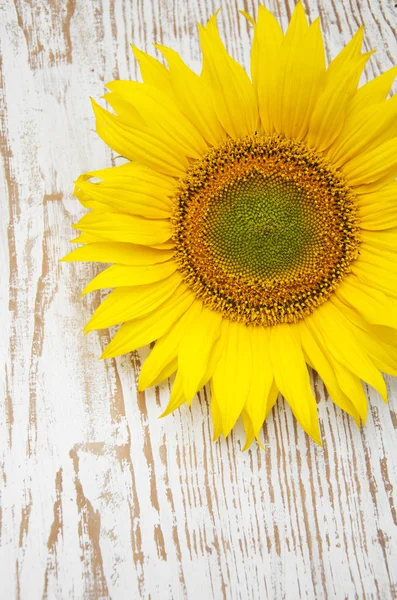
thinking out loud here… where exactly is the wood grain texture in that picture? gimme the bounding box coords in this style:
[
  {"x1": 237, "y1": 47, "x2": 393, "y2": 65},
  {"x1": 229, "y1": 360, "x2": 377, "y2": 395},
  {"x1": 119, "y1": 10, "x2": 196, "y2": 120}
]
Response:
[{"x1": 1, "y1": 0, "x2": 397, "y2": 598}]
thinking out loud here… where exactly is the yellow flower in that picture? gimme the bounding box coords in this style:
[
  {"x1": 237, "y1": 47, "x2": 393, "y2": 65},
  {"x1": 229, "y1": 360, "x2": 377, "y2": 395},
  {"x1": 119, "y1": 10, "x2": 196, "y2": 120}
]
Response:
[{"x1": 64, "y1": 3, "x2": 397, "y2": 449}]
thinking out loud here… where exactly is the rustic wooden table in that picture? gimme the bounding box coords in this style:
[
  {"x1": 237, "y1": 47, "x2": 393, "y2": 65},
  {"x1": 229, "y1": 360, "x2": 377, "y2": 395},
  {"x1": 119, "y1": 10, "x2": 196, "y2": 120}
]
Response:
[{"x1": 1, "y1": 0, "x2": 397, "y2": 598}]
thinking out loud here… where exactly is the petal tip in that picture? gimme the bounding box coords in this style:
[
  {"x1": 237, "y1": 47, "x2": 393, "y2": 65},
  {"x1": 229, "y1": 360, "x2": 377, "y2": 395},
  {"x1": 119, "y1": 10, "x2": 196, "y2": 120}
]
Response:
[
  {"x1": 137, "y1": 377, "x2": 147, "y2": 393},
  {"x1": 239, "y1": 9, "x2": 255, "y2": 26},
  {"x1": 159, "y1": 408, "x2": 170, "y2": 419}
]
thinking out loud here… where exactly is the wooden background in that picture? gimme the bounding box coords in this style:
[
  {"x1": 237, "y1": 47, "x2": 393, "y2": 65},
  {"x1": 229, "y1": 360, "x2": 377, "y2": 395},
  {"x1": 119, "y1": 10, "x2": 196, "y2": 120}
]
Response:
[{"x1": 1, "y1": 0, "x2": 397, "y2": 598}]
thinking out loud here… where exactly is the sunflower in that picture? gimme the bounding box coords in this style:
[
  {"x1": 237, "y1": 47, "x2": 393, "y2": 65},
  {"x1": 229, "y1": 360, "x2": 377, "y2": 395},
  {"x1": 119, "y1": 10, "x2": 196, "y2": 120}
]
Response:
[{"x1": 63, "y1": 2, "x2": 397, "y2": 449}]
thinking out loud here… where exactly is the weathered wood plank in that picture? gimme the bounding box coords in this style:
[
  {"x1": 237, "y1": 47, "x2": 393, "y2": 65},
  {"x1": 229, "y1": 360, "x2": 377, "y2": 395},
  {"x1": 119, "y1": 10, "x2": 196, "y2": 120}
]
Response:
[{"x1": 1, "y1": 0, "x2": 397, "y2": 598}]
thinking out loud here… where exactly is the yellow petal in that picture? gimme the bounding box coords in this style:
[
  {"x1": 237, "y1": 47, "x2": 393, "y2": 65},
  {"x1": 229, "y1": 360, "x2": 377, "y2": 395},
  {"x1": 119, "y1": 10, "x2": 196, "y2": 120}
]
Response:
[
  {"x1": 283, "y1": 2, "x2": 309, "y2": 41},
  {"x1": 85, "y1": 273, "x2": 183, "y2": 332},
  {"x1": 304, "y1": 311, "x2": 369, "y2": 421},
  {"x1": 102, "y1": 92, "x2": 143, "y2": 126},
  {"x1": 299, "y1": 320, "x2": 361, "y2": 425},
  {"x1": 265, "y1": 2, "x2": 308, "y2": 135},
  {"x1": 347, "y1": 65, "x2": 397, "y2": 116},
  {"x1": 101, "y1": 287, "x2": 196, "y2": 357},
  {"x1": 282, "y1": 17, "x2": 326, "y2": 140},
  {"x1": 150, "y1": 241, "x2": 175, "y2": 251},
  {"x1": 342, "y1": 136, "x2": 397, "y2": 188},
  {"x1": 242, "y1": 381, "x2": 278, "y2": 451},
  {"x1": 76, "y1": 179, "x2": 171, "y2": 219},
  {"x1": 269, "y1": 324, "x2": 321, "y2": 444},
  {"x1": 328, "y1": 95, "x2": 397, "y2": 168},
  {"x1": 359, "y1": 246, "x2": 397, "y2": 276},
  {"x1": 330, "y1": 362, "x2": 368, "y2": 423},
  {"x1": 308, "y1": 301, "x2": 387, "y2": 401},
  {"x1": 69, "y1": 235, "x2": 173, "y2": 249},
  {"x1": 335, "y1": 276, "x2": 397, "y2": 329},
  {"x1": 131, "y1": 46, "x2": 173, "y2": 95},
  {"x1": 73, "y1": 212, "x2": 171, "y2": 246},
  {"x1": 70, "y1": 232, "x2": 109, "y2": 244},
  {"x1": 106, "y1": 81, "x2": 207, "y2": 159},
  {"x1": 73, "y1": 195, "x2": 109, "y2": 214},
  {"x1": 308, "y1": 54, "x2": 371, "y2": 152},
  {"x1": 241, "y1": 410, "x2": 257, "y2": 451},
  {"x1": 73, "y1": 165, "x2": 174, "y2": 219},
  {"x1": 178, "y1": 308, "x2": 223, "y2": 402},
  {"x1": 148, "y1": 358, "x2": 178, "y2": 390},
  {"x1": 210, "y1": 381, "x2": 223, "y2": 442},
  {"x1": 147, "y1": 360, "x2": 179, "y2": 394},
  {"x1": 325, "y1": 317, "x2": 391, "y2": 407},
  {"x1": 82, "y1": 261, "x2": 177, "y2": 295},
  {"x1": 243, "y1": 326, "x2": 275, "y2": 440},
  {"x1": 198, "y1": 13, "x2": 258, "y2": 138},
  {"x1": 156, "y1": 44, "x2": 226, "y2": 146},
  {"x1": 139, "y1": 301, "x2": 202, "y2": 391},
  {"x1": 331, "y1": 296, "x2": 397, "y2": 377},
  {"x1": 352, "y1": 260, "x2": 397, "y2": 299},
  {"x1": 211, "y1": 321, "x2": 252, "y2": 437},
  {"x1": 61, "y1": 242, "x2": 173, "y2": 265},
  {"x1": 327, "y1": 26, "x2": 364, "y2": 74},
  {"x1": 307, "y1": 27, "x2": 371, "y2": 152},
  {"x1": 356, "y1": 180, "x2": 397, "y2": 207},
  {"x1": 160, "y1": 371, "x2": 187, "y2": 417},
  {"x1": 361, "y1": 229, "x2": 397, "y2": 252},
  {"x1": 193, "y1": 323, "x2": 229, "y2": 404},
  {"x1": 332, "y1": 294, "x2": 397, "y2": 348},
  {"x1": 245, "y1": 4, "x2": 283, "y2": 134},
  {"x1": 360, "y1": 204, "x2": 397, "y2": 230},
  {"x1": 266, "y1": 3, "x2": 326, "y2": 139},
  {"x1": 91, "y1": 99, "x2": 187, "y2": 177},
  {"x1": 77, "y1": 160, "x2": 176, "y2": 194}
]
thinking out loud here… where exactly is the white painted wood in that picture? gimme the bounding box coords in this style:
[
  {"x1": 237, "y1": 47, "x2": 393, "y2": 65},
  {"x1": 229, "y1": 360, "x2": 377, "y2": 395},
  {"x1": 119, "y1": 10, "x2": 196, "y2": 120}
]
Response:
[{"x1": 1, "y1": 0, "x2": 397, "y2": 598}]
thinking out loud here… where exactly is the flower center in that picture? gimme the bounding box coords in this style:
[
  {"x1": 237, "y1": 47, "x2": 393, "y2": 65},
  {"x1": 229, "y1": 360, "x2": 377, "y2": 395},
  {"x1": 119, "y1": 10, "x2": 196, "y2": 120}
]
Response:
[{"x1": 172, "y1": 135, "x2": 360, "y2": 326}]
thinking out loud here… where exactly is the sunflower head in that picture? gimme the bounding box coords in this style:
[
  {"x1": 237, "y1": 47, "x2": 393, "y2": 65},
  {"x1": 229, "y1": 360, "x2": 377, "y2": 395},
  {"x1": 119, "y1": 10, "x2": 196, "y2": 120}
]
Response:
[
  {"x1": 64, "y1": 2, "x2": 397, "y2": 449},
  {"x1": 172, "y1": 134, "x2": 360, "y2": 327}
]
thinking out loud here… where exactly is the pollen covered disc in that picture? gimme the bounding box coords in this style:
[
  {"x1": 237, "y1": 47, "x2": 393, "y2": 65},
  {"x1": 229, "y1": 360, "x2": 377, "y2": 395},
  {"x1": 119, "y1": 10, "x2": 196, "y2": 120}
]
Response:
[{"x1": 172, "y1": 135, "x2": 360, "y2": 326}]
